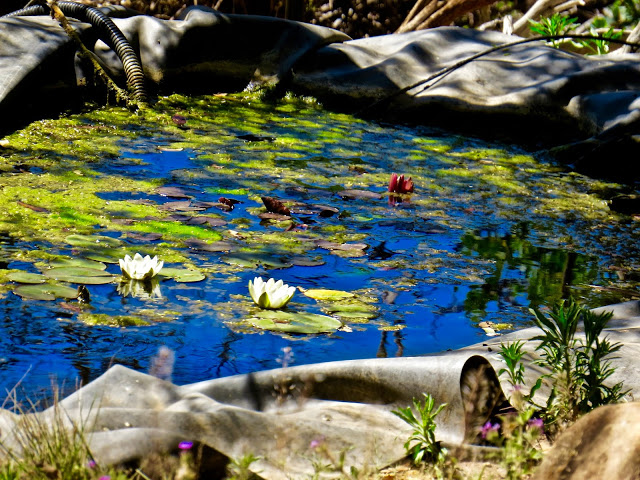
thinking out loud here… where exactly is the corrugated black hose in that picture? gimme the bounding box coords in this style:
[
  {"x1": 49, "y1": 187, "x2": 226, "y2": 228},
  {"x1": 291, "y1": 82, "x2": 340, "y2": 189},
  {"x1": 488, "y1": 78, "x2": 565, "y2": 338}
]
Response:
[{"x1": 4, "y1": 1, "x2": 147, "y2": 102}]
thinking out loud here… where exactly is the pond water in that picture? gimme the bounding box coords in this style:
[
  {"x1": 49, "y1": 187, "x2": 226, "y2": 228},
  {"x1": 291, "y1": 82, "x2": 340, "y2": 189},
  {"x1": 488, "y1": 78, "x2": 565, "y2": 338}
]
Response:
[{"x1": 0, "y1": 91, "x2": 639, "y2": 400}]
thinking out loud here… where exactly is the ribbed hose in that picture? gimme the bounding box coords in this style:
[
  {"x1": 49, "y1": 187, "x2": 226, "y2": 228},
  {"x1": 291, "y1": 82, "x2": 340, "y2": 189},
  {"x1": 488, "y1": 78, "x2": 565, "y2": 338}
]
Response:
[{"x1": 4, "y1": 2, "x2": 147, "y2": 102}]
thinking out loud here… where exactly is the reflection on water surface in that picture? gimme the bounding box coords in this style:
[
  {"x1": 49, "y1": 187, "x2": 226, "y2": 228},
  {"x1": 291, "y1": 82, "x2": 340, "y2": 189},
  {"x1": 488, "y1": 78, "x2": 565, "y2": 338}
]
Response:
[{"x1": 0, "y1": 92, "x2": 638, "y2": 398}]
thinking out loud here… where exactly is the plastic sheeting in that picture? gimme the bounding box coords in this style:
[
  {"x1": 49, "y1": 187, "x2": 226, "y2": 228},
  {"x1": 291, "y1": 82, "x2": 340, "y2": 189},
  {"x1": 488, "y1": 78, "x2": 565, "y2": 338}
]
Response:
[
  {"x1": 1, "y1": 6, "x2": 639, "y2": 168},
  {"x1": 0, "y1": 353, "x2": 505, "y2": 478}
]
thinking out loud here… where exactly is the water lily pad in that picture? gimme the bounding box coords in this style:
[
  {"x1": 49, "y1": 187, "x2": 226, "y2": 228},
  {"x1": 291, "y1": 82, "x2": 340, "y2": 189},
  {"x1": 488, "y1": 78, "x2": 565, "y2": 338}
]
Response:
[
  {"x1": 44, "y1": 267, "x2": 113, "y2": 277},
  {"x1": 301, "y1": 288, "x2": 354, "y2": 301},
  {"x1": 290, "y1": 256, "x2": 326, "y2": 267},
  {"x1": 249, "y1": 310, "x2": 342, "y2": 334},
  {"x1": 221, "y1": 253, "x2": 292, "y2": 269},
  {"x1": 7, "y1": 271, "x2": 47, "y2": 284},
  {"x1": 14, "y1": 283, "x2": 79, "y2": 301},
  {"x1": 159, "y1": 268, "x2": 206, "y2": 283},
  {"x1": 49, "y1": 258, "x2": 107, "y2": 270},
  {"x1": 43, "y1": 267, "x2": 115, "y2": 285},
  {"x1": 323, "y1": 302, "x2": 378, "y2": 320},
  {"x1": 337, "y1": 189, "x2": 382, "y2": 200},
  {"x1": 78, "y1": 313, "x2": 151, "y2": 327},
  {"x1": 185, "y1": 239, "x2": 235, "y2": 252},
  {"x1": 83, "y1": 250, "x2": 122, "y2": 263},
  {"x1": 65, "y1": 234, "x2": 122, "y2": 248}
]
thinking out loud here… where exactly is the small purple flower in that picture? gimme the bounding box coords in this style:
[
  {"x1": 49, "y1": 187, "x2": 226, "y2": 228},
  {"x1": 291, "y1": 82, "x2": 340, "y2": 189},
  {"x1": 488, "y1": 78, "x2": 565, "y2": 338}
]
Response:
[
  {"x1": 480, "y1": 421, "x2": 500, "y2": 439},
  {"x1": 309, "y1": 437, "x2": 324, "y2": 449},
  {"x1": 528, "y1": 417, "x2": 544, "y2": 432},
  {"x1": 98, "y1": 476, "x2": 111, "y2": 480},
  {"x1": 87, "y1": 459, "x2": 97, "y2": 469},
  {"x1": 179, "y1": 441, "x2": 194, "y2": 450}
]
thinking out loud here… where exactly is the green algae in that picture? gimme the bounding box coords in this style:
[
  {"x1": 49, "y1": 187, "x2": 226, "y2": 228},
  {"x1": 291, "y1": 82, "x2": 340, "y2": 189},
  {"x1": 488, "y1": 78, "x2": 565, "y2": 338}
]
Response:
[{"x1": 0, "y1": 89, "x2": 637, "y2": 343}]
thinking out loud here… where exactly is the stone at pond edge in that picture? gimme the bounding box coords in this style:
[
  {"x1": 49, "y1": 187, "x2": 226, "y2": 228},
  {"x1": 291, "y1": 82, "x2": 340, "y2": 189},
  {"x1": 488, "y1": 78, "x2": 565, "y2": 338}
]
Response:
[{"x1": 532, "y1": 402, "x2": 640, "y2": 480}]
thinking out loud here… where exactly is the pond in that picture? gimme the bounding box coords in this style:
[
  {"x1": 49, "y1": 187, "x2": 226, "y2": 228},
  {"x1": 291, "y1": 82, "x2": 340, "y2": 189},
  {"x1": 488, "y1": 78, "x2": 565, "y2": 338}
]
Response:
[{"x1": 0, "y1": 91, "x2": 638, "y2": 399}]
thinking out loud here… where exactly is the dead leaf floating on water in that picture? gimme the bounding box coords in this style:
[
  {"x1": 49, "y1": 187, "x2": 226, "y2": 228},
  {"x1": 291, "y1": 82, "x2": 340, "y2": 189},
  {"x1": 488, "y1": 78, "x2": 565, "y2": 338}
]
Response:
[
  {"x1": 337, "y1": 189, "x2": 382, "y2": 200},
  {"x1": 156, "y1": 186, "x2": 194, "y2": 199},
  {"x1": 218, "y1": 197, "x2": 242, "y2": 212},
  {"x1": 17, "y1": 201, "x2": 49, "y2": 213},
  {"x1": 261, "y1": 196, "x2": 291, "y2": 216},
  {"x1": 171, "y1": 114, "x2": 187, "y2": 128},
  {"x1": 315, "y1": 240, "x2": 368, "y2": 252}
]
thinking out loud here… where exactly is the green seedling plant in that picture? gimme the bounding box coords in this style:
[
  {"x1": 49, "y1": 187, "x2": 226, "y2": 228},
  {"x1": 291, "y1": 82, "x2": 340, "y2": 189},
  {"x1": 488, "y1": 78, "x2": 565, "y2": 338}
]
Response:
[
  {"x1": 225, "y1": 453, "x2": 261, "y2": 480},
  {"x1": 531, "y1": 298, "x2": 628, "y2": 431},
  {"x1": 392, "y1": 393, "x2": 447, "y2": 467},
  {"x1": 498, "y1": 340, "x2": 542, "y2": 411},
  {"x1": 583, "y1": 25, "x2": 622, "y2": 54},
  {"x1": 529, "y1": 13, "x2": 577, "y2": 48},
  {"x1": 307, "y1": 439, "x2": 361, "y2": 480}
]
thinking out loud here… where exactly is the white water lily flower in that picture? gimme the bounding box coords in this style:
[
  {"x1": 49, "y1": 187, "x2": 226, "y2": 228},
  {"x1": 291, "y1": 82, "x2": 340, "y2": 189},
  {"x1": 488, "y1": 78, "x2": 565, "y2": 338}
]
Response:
[
  {"x1": 119, "y1": 253, "x2": 164, "y2": 281},
  {"x1": 249, "y1": 276, "x2": 295, "y2": 309}
]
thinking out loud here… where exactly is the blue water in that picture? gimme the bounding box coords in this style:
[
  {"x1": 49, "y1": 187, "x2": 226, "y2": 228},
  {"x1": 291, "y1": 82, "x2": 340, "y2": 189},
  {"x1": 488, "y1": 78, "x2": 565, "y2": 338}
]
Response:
[{"x1": 1, "y1": 99, "x2": 638, "y2": 401}]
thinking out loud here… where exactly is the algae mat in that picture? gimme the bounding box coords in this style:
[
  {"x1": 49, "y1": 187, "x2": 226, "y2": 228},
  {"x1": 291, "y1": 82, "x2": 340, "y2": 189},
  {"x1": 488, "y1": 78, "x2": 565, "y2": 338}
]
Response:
[{"x1": 0, "y1": 91, "x2": 638, "y2": 395}]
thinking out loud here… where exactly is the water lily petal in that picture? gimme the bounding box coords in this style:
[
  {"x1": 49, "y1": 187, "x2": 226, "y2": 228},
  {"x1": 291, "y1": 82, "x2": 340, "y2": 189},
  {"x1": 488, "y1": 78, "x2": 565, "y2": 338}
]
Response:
[{"x1": 248, "y1": 277, "x2": 295, "y2": 309}]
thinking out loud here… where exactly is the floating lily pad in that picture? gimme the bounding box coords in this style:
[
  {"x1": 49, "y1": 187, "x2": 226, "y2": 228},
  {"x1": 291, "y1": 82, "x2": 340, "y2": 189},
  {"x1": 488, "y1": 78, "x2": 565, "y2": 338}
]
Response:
[
  {"x1": 49, "y1": 258, "x2": 107, "y2": 270},
  {"x1": 44, "y1": 267, "x2": 113, "y2": 277},
  {"x1": 337, "y1": 189, "x2": 382, "y2": 200},
  {"x1": 65, "y1": 234, "x2": 122, "y2": 248},
  {"x1": 83, "y1": 249, "x2": 123, "y2": 263},
  {"x1": 290, "y1": 256, "x2": 326, "y2": 267},
  {"x1": 43, "y1": 267, "x2": 115, "y2": 285},
  {"x1": 185, "y1": 239, "x2": 235, "y2": 252},
  {"x1": 159, "y1": 268, "x2": 206, "y2": 283},
  {"x1": 78, "y1": 313, "x2": 151, "y2": 327},
  {"x1": 221, "y1": 253, "x2": 292, "y2": 269},
  {"x1": 249, "y1": 310, "x2": 342, "y2": 334},
  {"x1": 8, "y1": 271, "x2": 47, "y2": 284},
  {"x1": 301, "y1": 288, "x2": 354, "y2": 301},
  {"x1": 323, "y1": 301, "x2": 378, "y2": 320},
  {"x1": 14, "y1": 283, "x2": 79, "y2": 301}
]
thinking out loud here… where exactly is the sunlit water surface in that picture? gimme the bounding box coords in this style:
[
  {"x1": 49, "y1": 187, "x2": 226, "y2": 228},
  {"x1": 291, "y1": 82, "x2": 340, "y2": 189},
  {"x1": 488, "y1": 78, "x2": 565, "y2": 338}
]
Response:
[{"x1": 0, "y1": 93, "x2": 639, "y2": 400}]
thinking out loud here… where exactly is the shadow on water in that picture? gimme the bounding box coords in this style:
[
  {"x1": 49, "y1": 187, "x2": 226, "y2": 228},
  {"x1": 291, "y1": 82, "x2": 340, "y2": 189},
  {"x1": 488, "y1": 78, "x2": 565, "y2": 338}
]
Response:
[{"x1": 0, "y1": 91, "x2": 638, "y2": 399}]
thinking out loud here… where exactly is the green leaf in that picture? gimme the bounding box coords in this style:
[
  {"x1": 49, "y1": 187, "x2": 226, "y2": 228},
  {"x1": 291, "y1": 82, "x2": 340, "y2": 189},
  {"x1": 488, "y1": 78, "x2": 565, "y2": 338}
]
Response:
[
  {"x1": 49, "y1": 258, "x2": 107, "y2": 270},
  {"x1": 65, "y1": 234, "x2": 122, "y2": 248},
  {"x1": 302, "y1": 288, "x2": 354, "y2": 301},
  {"x1": 221, "y1": 253, "x2": 292, "y2": 269},
  {"x1": 158, "y1": 267, "x2": 206, "y2": 283},
  {"x1": 248, "y1": 310, "x2": 342, "y2": 334},
  {"x1": 7, "y1": 272, "x2": 47, "y2": 284},
  {"x1": 14, "y1": 283, "x2": 79, "y2": 301},
  {"x1": 43, "y1": 267, "x2": 115, "y2": 285}
]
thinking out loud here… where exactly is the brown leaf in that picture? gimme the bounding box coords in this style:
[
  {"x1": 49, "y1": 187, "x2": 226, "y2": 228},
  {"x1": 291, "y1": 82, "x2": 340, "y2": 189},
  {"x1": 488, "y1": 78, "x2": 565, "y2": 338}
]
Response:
[
  {"x1": 315, "y1": 240, "x2": 368, "y2": 251},
  {"x1": 159, "y1": 200, "x2": 194, "y2": 211},
  {"x1": 261, "y1": 196, "x2": 291, "y2": 216},
  {"x1": 218, "y1": 197, "x2": 242, "y2": 211},
  {"x1": 185, "y1": 239, "x2": 235, "y2": 252},
  {"x1": 17, "y1": 201, "x2": 49, "y2": 213},
  {"x1": 156, "y1": 187, "x2": 194, "y2": 199},
  {"x1": 171, "y1": 114, "x2": 187, "y2": 126},
  {"x1": 127, "y1": 232, "x2": 163, "y2": 241},
  {"x1": 258, "y1": 212, "x2": 291, "y2": 221},
  {"x1": 337, "y1": 189, "x2": 382, "y2": 200}
]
